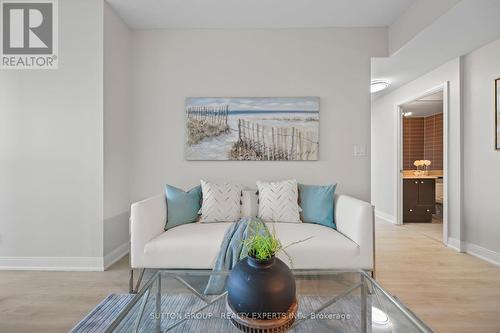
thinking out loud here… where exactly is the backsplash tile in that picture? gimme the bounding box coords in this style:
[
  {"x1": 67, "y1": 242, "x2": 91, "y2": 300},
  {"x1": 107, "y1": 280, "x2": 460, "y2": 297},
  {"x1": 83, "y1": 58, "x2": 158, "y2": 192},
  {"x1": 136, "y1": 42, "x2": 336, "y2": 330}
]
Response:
[{"x1": 403, "y1": 114, "x2": 443, "y2": 170}]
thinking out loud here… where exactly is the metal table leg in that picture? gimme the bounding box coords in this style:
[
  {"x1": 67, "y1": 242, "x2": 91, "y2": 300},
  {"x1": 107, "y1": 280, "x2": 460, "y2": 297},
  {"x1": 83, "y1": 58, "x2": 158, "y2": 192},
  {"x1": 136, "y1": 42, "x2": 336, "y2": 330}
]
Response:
[
  {"x1": 361, "y1": 274, "x2": 368, "y2": 333},
  {"x1": 156, "y1": 276, "x2": 161, "y2": 333}
]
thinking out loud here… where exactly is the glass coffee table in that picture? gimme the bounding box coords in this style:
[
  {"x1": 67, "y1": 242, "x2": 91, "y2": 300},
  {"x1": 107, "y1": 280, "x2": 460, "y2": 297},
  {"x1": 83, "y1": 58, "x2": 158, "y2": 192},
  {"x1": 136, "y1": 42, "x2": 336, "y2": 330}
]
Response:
[{"x1": 106, "y1": 270, "x2": 434, "y2": 333}]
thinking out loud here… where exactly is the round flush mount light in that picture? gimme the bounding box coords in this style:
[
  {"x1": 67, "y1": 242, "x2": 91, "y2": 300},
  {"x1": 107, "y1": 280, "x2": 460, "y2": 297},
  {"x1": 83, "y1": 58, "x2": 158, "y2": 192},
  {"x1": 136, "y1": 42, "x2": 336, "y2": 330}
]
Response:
[{"x1": 371, "y1": 80, "x2": 390, "y2": 93}]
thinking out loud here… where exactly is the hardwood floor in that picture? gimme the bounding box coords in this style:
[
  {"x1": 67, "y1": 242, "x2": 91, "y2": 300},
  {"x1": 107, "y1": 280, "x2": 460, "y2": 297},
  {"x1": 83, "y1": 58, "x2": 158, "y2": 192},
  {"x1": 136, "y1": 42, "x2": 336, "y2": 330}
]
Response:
[
  {"x1": 402, "y1": 221, "x2": 443, "y2": 242},
  {"x1": 0, "y1": 220, "x2": 499, "y2": 333},
  {"x1": 0, "y1": 259, "x2": 130, "y2": 333},
  {"x1": 376, "y1": 220, "x2": 500, "y2": 333}
]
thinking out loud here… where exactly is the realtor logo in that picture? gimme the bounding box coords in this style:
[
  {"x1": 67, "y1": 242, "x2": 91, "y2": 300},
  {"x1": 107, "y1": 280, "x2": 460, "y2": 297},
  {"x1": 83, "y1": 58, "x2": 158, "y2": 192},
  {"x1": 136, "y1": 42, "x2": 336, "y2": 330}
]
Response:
[{"x1": 1, "y1": 0, "x2": 58, "y2": 69}]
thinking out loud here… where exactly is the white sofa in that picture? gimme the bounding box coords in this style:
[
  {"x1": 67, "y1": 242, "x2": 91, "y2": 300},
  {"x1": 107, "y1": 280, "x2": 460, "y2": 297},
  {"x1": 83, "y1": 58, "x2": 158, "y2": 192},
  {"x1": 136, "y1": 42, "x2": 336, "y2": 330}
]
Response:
[{"x1": 129, "y1": 192, "x2": 374, "y2": 291}]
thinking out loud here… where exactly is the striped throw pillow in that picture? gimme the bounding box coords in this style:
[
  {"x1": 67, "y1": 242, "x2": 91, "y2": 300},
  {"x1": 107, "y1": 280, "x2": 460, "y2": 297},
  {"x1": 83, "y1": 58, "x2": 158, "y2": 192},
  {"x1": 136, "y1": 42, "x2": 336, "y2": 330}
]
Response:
[
  {"x1": 200, "y1": 180, "x2": 242, "y2": 222},
  {"x1": 256, "y1": 179, "x2": 301, "y2": 222}
]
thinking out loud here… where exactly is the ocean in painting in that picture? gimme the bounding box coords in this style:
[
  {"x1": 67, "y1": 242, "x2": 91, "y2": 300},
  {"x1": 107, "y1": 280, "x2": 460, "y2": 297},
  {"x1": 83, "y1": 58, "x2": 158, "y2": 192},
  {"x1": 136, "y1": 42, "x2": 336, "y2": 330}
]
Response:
[{"x1": 185, "y1": 97, "x2": 319, "y2": 161}]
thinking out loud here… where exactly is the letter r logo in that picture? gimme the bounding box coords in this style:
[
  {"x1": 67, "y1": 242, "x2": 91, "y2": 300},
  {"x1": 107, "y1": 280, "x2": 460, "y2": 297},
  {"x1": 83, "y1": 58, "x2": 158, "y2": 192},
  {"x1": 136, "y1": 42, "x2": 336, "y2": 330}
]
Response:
[{"x1": 2, "y1": 2, "x2": 53, "y2": 54}]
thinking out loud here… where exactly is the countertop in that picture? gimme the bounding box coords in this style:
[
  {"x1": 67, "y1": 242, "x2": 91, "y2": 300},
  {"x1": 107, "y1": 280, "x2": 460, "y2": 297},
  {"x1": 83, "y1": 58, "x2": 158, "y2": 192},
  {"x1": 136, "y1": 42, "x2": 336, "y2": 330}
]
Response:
[
  {"x1": 402, "y1": 170, "x2": 443, "y2": 179},
  {"x1": 403, "y1": 175, "x2": 442, "y2": 179}
]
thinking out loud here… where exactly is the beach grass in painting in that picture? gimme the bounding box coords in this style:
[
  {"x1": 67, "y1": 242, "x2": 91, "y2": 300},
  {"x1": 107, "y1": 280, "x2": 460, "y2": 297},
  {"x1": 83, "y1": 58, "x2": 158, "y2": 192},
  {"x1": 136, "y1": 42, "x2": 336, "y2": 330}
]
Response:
[{"x1": 185, "y1": 97, "x2": 319, "y2": 160}]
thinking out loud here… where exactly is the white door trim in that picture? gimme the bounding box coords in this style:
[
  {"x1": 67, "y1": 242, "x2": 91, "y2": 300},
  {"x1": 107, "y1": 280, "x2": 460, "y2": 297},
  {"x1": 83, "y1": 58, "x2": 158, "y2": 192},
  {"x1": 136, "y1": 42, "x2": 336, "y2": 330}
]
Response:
[{"x1": 394, "y1": 82, "x2": 449, "y2": 245}]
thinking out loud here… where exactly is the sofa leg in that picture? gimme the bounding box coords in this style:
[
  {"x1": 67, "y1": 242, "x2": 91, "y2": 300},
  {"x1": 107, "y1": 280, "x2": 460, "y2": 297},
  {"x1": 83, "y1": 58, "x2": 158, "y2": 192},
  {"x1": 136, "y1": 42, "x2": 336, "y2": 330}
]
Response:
[
  {"x1": 129, "y1": 269, "x2": 135, "y2": 294},
  {"x1": 129, "y1": 268, "x2": 146, "y2": 294}
]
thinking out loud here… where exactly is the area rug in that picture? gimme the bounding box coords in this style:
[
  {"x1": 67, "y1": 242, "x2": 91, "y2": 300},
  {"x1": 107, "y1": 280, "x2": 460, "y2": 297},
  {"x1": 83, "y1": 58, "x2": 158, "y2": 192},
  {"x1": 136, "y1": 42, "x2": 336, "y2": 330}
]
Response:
[
  {"x1": 70, "y1": 293, "x2": 379, "y2": 333},
  {"x1": 70, "y1": 294, "x2": 135, "y2": 333}
]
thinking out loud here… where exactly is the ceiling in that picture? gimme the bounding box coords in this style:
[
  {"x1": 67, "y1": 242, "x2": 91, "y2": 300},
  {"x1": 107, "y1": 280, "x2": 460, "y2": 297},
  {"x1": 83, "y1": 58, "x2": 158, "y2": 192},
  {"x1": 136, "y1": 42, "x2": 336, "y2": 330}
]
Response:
[
  {"x1": 106, "y1": 0, "x2": 414, "y2": 29},
  {"x1": 372, "y1": 0, "x2": 500, "y2": 98},
  {"x1": 402, "y1": 91, "x2": 443, "y2": 117}
]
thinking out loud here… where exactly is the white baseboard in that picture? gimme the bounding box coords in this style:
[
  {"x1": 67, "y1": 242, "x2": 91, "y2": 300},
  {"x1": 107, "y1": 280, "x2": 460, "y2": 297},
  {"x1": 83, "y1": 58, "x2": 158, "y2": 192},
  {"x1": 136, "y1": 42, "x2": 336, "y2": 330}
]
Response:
[
  {"x1": 464, "y1": 242, "x2": 500, "y2": 266},
  {"x1": 0, "y1": 242, "x2": 130, "y2": 272},
  {"x1": 447, "y1": 238, "x2": 500, "y2": 266},
  {"x1": 104, "y1": 242, "x2": 130, "y2": 270},
  {"x1": 375, "y1": 210, "x2": 396, "y2": 224},
  {"x1": 446, "y1": 237, "x2": 464, "y2": 251},
  {"x1": 0, "y1": 256, "x2": 104, "y2": 271}
]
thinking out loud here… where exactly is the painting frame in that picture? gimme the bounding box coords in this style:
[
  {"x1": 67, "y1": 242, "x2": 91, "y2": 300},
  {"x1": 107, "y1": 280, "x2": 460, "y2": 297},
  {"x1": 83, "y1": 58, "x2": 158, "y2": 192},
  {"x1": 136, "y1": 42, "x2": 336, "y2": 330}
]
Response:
[
  {"x1": 496, "y1": 78, "x2": 500, "y2": 150},
  {"x1": 184, "y1": 97, "x2": 320, "y2": 161}
]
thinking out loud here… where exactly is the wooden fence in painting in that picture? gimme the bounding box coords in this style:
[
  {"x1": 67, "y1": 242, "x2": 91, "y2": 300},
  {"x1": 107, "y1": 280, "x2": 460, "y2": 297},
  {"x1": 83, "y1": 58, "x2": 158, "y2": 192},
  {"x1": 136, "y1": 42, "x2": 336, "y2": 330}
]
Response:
[
  {"x1": 186, "y1": 104, "x2": 229, "y2": 126},
  {"x1": 236, "y1": 119, "x2": 318, "y2": 160}
]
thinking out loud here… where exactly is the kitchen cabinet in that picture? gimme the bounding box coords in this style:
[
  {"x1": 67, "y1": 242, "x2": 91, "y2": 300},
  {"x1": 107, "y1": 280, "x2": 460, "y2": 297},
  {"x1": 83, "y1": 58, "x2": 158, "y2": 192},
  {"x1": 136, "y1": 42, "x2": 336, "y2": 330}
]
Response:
[{"x1": 403, "y1": 178, "x2": 436, "y2": 222}]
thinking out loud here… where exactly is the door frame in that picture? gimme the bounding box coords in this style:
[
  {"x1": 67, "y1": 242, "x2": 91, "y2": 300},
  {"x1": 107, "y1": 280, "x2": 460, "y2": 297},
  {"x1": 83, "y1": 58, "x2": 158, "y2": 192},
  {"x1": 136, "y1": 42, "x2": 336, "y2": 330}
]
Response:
[{"x1": 394, "y1": 82, "x2": 449, "y2": 245}]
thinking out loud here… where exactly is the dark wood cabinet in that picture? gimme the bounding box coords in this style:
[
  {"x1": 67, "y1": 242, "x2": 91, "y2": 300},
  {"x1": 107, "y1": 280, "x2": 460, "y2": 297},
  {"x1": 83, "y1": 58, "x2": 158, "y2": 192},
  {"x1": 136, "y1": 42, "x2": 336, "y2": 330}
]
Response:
[{"x1": 403, "y1": 178, "x2": 436, "y2": 222}]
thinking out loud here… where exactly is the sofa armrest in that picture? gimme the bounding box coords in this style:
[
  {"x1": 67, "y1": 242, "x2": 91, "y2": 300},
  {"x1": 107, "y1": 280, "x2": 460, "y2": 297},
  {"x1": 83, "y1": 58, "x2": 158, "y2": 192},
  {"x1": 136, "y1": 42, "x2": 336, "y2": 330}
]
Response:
[
  {"x1": 334, "y1": 194, "x2": 374, "y2": 270},
  {"x1": 130, "y1": 194, "x2": 166, "y2": 268}
]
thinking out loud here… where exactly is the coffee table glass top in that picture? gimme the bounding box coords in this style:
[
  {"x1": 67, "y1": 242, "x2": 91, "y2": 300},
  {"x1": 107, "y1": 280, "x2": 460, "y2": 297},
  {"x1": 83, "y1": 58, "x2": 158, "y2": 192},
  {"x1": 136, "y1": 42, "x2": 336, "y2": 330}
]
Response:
[{"x1": 106, "y1": 270, "x2": 434, "y2": 333}]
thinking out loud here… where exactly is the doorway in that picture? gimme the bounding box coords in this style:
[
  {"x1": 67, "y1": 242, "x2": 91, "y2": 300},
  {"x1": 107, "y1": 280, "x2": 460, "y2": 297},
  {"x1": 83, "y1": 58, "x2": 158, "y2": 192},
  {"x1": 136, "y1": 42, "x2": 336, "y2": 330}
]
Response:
[{"x1": 395, "y1": 83, "x2": 449, "y2": 244}]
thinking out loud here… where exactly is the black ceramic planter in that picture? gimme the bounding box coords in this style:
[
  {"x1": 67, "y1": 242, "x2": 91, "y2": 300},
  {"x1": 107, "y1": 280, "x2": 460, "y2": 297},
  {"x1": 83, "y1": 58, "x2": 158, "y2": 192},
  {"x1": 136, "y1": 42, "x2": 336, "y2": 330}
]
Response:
[{"x1": 227, "y1": 256, "x2": 296, "y2": 318}]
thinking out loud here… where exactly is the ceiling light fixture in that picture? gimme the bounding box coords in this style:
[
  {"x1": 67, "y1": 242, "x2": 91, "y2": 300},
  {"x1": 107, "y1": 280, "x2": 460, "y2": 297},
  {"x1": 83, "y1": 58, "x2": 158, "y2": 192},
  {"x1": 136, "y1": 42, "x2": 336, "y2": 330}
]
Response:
[{"x1": 371, "y1": 80, "x2": 390, "y2": 93}]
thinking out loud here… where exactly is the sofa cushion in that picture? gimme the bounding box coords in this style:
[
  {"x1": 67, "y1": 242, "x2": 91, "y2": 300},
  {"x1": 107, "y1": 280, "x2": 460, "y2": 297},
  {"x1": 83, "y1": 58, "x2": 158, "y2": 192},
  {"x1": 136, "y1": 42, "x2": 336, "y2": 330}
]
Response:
[
  {"x1": 256, "y1": 179, "x2": 301, "y2": 222},
  {"x1": 200, "y1": 180, "x2": 242, "y2": 222},
  {"x1": 143, "y1": 221, "x2": 360, "y2": 270},
  {"x1": 241, "y1": 190, "x2": 258, "y2": 218},
  {"x1": 267, "y1": 222, "x2": 360, "y2": 269},
  {"x1": 164, "y1": 184, "x2": 202, "y2": 230},
  {"x1": 298, "y1": 183, "x2": 337, "y2": 229},
  {"x1": 144, "y1": 222, "x2": 233, "y2": 269}
]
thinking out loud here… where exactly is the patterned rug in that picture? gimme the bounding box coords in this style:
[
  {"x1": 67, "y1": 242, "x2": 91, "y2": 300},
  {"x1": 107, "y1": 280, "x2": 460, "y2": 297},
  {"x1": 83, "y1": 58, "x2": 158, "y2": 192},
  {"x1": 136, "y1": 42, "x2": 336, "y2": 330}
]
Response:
[
  {"x1": 70, "y1": 293, "x2": 403, "y2": 333},
  {"x1": 70, "y1": 294, "x2": 135, "y2": 333}
]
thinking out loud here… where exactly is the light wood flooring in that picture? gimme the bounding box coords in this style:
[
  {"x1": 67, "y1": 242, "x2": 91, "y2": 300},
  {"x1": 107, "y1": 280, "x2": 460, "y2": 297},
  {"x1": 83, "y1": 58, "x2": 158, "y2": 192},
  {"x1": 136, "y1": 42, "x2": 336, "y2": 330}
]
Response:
[
  {"x1": 403, "y1": 220, "x2": 443, "y2": 242},
  {"x1": 0, "y1": 220, "x2": 499, "y2": 333},
  {"x1": 376, "y1": 220, "x2": 500, "y2": 333}
]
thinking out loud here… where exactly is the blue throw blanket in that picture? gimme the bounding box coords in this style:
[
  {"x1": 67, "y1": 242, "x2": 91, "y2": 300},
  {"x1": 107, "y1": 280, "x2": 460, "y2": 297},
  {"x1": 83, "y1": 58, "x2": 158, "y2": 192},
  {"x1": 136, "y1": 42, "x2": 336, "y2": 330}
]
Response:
[{"x1": 204, "y1": 217, "x2": 269, "y2": 295}]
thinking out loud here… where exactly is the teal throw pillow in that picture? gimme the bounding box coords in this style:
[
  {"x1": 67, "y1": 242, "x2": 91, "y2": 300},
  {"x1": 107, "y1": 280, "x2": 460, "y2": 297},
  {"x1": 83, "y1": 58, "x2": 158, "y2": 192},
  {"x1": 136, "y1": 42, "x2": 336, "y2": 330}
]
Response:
[
  {"x1": 164, "y1": 184, "x2": 202, "y2": 230},
  {"x1": 298, "y1": 183, "x2": 337, "y2": 229}
]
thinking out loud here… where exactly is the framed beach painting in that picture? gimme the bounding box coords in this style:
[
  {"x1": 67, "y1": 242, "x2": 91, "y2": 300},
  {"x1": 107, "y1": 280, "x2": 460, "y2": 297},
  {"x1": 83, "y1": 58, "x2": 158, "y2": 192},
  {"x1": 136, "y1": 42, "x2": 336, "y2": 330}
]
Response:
[
  {"x1": 185, "y1": 97, "x2": 319, "y2": 161},
  {"x1": 496, "y1": 78, "x2": 500, "y2": 150}
]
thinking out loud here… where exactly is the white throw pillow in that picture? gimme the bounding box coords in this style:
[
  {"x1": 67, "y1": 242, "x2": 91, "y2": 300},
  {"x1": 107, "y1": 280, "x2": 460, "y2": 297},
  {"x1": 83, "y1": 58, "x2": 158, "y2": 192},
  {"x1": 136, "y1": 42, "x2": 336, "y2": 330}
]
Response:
[
  {"x1": 200, "y1": 180, "x2": 242, "y2": 222},
  {"x1": 256, "y1": 179, "x2": 301, "y2": 222}
]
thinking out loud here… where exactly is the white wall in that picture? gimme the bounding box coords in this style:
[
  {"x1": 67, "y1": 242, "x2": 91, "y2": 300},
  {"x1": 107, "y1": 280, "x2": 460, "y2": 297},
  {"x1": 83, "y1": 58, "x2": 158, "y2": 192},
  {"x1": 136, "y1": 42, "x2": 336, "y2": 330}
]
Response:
[
  {"x1": 103, "y1": 4, "x2": 132, "y2": 266},
  {"x1": 0, "y1": 0, "x2": 104, "y2": 269},
  {"x1": 462, "y1": 38, "x2": 500, "y2": 255},
  {"x1": 388, "y1": 0, "x2": 461, "y2": 55},
  {"x1": 129, "y1": 28, "x2": 388, "y2": 203},
  {"x1": 371, "y1": 58, "x2": 462, "y2": 241}
]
